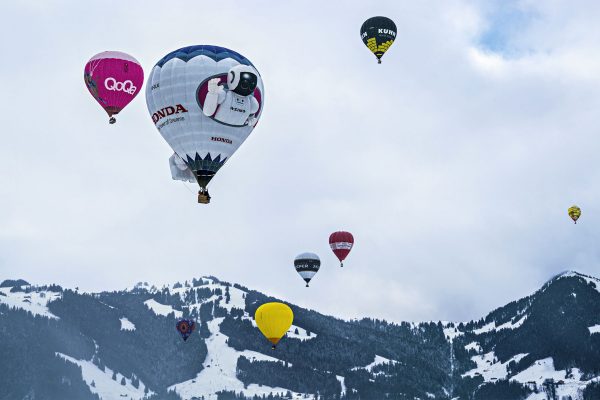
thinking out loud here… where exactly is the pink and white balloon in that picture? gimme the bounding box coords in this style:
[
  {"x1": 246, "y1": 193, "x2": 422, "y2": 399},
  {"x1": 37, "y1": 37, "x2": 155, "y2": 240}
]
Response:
[{"x1": 84, "y1": 51, "x2": 144, "y2": 124}]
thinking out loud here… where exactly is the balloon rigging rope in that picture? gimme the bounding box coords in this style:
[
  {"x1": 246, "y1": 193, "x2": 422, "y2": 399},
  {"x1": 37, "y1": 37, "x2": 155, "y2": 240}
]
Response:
[
  {"x1": 88, "y1": 59, "x2": 101, "y2": 75},
  {"x1": 182, "y1": 182, "x2": 195, "y2": 194}
]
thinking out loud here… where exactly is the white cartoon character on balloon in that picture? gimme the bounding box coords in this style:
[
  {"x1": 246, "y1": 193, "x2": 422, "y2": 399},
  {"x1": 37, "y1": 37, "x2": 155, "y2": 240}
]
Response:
[{"x1": 202, "y1": 65, "x2": 260, "y2": 127}]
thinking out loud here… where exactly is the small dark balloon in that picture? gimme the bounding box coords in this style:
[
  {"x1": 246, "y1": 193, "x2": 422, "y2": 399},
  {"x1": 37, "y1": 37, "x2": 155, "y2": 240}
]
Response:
[
  {"x1": 176, "y1": 319, "x2": 196, "y2": 341},
  {"x1": 360, "y1": 16, "x2": 397, "y2": 63}
]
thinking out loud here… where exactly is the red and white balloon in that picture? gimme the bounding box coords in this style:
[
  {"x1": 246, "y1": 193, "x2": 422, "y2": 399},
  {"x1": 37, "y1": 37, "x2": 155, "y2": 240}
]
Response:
[{"x1": 329, "y1": 231, "x2": 354, "y2": 267}]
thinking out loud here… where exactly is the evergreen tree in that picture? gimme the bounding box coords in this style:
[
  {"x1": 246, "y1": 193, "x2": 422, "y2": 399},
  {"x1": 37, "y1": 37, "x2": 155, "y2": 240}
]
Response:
[
  {"x1": 132, "y1": 374, "x2": 139, "y2": 389},
  {"x1": 584, "y1": 382, "x2": 600, "y2": 399}
]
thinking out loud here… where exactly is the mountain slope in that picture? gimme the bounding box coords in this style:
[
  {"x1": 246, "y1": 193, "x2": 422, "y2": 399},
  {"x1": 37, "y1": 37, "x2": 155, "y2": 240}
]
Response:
[
  {"x1": 1, "y1": 272, "x2": 599, "y2": 400},
  {"x1": 450, "y1": 271, "x2": 600, "y2": 400}
]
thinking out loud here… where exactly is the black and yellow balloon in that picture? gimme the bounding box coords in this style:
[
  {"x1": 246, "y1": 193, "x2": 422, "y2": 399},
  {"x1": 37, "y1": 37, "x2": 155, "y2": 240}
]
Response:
[
  {"x1": 360, "y1": 16, "x2": 397, "y2": 64},
  {"x1": 254, "y1": 302, "x2": 293, "y2": 349},
  {"x1": 568, "y1": 205, "x2": 581, "y2": 224}
]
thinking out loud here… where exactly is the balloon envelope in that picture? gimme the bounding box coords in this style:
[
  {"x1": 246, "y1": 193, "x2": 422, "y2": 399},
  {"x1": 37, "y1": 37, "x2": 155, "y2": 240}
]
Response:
[
  {"x1": 360, "y1": 16, "x2": 397, "y2": 63},
  {"x1": 568, "y1": 205, "x2": 581, "y2": 224},
  {"x1": 329, "y1": 231, "x2": 354, "y2": 267},
  {"x1": 254, "y1": 302, "x2": 293, "y2": 347},
  {"x1": 146, "y1": 45, "x2": 264, "y2": 194},
  {"x1": 84, "y1": 51, "x2": 144, "y2": 122},
  {"x1": 294, "y1": 252, "x2": 321, "y2": 287},
  {"x1": 176, "y1": 319, "x2": 196, "y2": 341}
]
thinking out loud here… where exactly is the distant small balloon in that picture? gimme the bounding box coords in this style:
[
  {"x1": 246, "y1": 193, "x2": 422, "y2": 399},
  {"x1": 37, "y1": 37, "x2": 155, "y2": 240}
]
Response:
[
  {"x1": 329, "y1": 231, "x2": 354, "y2": 267},
  {"x1": 176, "y1": 319, "x2": 195, "y2": 341},
  {"x1": 294, "y1": 253, "x2": 321, "y2": 287},
  {"x1": 360, "y1": 16, "x2": 397, "y2": 64},
  {"x1": 568, "y1": 205, "x2": 581, "y2": 224}
]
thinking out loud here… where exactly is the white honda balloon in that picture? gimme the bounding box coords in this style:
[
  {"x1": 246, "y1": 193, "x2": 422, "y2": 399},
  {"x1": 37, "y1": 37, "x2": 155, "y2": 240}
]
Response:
[{"x1": 146, "y1": 45, "x2": 265, "y2": 204}]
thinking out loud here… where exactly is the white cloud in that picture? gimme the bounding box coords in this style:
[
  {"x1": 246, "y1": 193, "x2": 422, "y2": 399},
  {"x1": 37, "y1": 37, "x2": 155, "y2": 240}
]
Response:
[{"x1": 2, "y1": 1, "x2": 600, "y2": 322}]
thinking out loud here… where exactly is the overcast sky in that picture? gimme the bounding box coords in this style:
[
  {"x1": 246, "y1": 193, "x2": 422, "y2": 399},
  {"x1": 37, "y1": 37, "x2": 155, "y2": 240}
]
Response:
[{"x1": 2, "y1": 0, "x2": 600, "y2": 323}]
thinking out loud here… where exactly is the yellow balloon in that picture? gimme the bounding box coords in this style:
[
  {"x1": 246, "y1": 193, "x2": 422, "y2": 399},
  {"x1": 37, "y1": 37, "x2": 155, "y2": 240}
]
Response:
[
  {"x1": 254, "y1": 302, "x2": 294, "y2": 348},
  {"x1": 568, "y1": 205, "x2": 581, "y2": 224}
]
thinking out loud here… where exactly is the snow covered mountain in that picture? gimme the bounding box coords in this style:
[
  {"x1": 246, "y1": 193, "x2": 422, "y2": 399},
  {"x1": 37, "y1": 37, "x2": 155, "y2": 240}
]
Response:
[
  {"x1": 1, "y1": 272, "x2": 599, "y2": 400},
  {"x1": 447, "y1": 271, "x2": 600, "y2": 400}
]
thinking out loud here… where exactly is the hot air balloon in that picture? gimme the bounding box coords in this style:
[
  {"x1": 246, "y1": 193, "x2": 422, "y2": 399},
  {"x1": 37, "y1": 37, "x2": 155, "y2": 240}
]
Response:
[
  {"x1": 84, "y1": 51, "x2": 144, "y2": 124},
  {"x1": 146, "y1": 46, "x2": 265, "y2": 204},
  {"x1": 254, "y1": 302, "x2": 293, "y2": 349},
  {"x1": 329, "y1": 231, "x2": 354, "y2": 267},
  {"x1": 568, "y1": 205, "x2": 581, "y2": 224},
  {"x1": 294, "y1": 252, "x2": 321, "y2": 287},
  {"x1": 176, "y1": 319, "x2": 195, "y2": 341},
  {"x1": 360, "y1": 17, "x2": 397, "y2": 64}
]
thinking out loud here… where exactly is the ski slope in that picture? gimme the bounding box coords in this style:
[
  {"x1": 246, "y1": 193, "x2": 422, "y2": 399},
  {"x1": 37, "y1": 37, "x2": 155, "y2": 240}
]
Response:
[
  {"x1": 0, "y1": 286, "x2": 61, "y2": 319},
  {"x1": 351, "y1": 355, "x2": 399, "y2": 373},
  {"x1": 462, "y1": 352, "x2": 528, "y2": 381},
  {"x1": 169, "y1": 318, "x2": 307, "y2": 400},
  {"x1": 144, "y1": 298, "x2": 183, "y2": 318},
  {"x1": 56, "y1": 353, "x2": 152, "y2": 400},
  {"x1": 119, "y1": 317, "x2": 135, "y2": 331},
  {"x1": 286, "y1": 324, "x2": 316, "y2": 341}
]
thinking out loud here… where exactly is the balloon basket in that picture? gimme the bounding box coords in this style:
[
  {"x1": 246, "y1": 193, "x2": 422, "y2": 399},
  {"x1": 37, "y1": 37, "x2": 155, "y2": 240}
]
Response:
[
  {"x1": 109, "y1": 117, "x2": 116, "y2": 124},
  {"x1": 198, "y1": 192, "x2": 211, "y2": 204}
]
